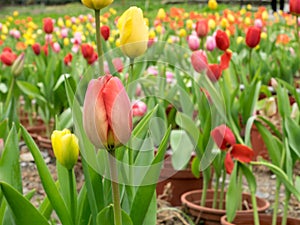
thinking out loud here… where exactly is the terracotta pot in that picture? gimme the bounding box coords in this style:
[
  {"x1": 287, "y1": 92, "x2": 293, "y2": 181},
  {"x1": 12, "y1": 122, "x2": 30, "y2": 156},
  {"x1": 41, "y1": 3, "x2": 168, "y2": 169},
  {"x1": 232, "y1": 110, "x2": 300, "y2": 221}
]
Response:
[
  {"x1": 156, "y1": 154, "x2": 208, "y2": 206},
  {"x1": 181, "y1": 189, "x2": 270, "y2": 225},
  {"x1": 221, "y1": 214, "x2": 300, "y2": 225},
  {"x1": 250, "y1": 124, "x2": 269, "y2": 161}
]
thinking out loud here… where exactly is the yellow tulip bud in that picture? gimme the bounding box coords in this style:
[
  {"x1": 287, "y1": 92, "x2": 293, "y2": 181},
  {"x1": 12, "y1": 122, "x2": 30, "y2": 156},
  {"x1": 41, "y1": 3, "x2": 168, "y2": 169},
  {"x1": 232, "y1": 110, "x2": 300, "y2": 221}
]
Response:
[
  {"x1": 57, "y1": 18, "x2": 64, "y2": 27},
  {"x1": 155, "y1": 25, "x2": 163, "y2": 34},
  {"x1": 227, "y1": 14, "x2": 235, "y2": 23},
  {"x1": 157, "y1": 8, "x2": 166, "y2": 20},
  {"x1": 109, "y1": 8, "x2": 117, "y2": 15},
  {"x1": 66, "y1": 20, "x2": 72, "y2": 28},
  {"x1": 186, "y1": 19, "x2": 193, "y2": 30},
  {"x1": 179, "y1": 28, "x2": 187, "y2": 37},
  {"x1": 116, "y1": 38, "x2": 121, "y2": 47},
  {"x1": 108, "y1": 36, "x2": 114, "y2": 43},
  {"x1": 244, "y1": 17, "x2": 251, "y2": 25},
  {"x1": 262, "y1": 11, "x2": 268, "y2": 20},
  {"x1": 236, "y1": 36, "x2": 244, "y2": 44},
  {"x1": 117, "y1": 6, "x2": 148, "y2": 59},
  {"x1": 221, "y1": 18, "x2": 229, "y2": 29},
  {"x1": 13, "y1": 11, "x2": 19, "y2": 17},
  {"x1": 149, "y1": 30, "x2": 156, "y2": 39},
  {"x1": 261, "y1": 32, "x2": 267, "y2": 40},
  {"x1": 81, "y1": 0, "x2": 113, "y2": 10},
  {"x1": 208, "y1": 0, "x2": 218, "y2": 10},
  {"x1": 208, "y1": 19, "x2": 216, "y2": 30},
  {"x1": 240, "y1": 8, "x2": 246, "y2": 15},
  {"x1": 51, "y1": 129, "x2": 79, "y2": 170},
  {"x1": 246, "y1": 4, "x2": 252, "y2": 10},
  {"x1": 64, "y1": 38, "x2": 70, "y2": 46},
  {"x1": 2, "y1": 25, "x2": 8, "y2": 34}
]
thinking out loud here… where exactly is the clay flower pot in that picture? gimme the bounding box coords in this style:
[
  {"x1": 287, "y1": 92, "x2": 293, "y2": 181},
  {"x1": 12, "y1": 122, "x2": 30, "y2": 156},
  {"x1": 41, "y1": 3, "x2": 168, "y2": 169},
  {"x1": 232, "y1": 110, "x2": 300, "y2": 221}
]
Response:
[
  {"x1": 156, "y1": 153, "x2": 208, "y2": 206},
  {"x1": 221, "y1": 214, "x2": 300, "y2": 225},
  {"x1": 181, "y1": 189, "x2": 270, "y2": 225}
]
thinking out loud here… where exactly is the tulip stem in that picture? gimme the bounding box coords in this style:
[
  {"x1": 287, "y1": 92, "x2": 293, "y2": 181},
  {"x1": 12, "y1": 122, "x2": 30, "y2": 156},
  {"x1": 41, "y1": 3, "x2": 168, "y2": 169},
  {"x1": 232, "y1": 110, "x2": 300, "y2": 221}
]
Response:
[
  {"x1": 272, "y1": 179, "x2": 281, "y2": 225},
  {"x1": 248, "y1": 48, "x2": 253, "y2": 82},
  {"x1": 4, "y1": 77, "x2": 15, "y2": 110},
  {"x1": 250, "y1": 189, "x2": 260, "y2": 225},
  {"x1": 68, "y1": 169, "x2": 76, "y2": 225},
  {"x1": 109, "y1": 151, "x2": 122, "y2": 225},
  {"x1": 219, "y1": 169, "x2": 226, "y2": 209},
  {"x1": 297, "y1": 16, "x2": 299, "y2": 43},
  {"x1": 95, "y1": 9, "x2": 104, "y2": 75}
]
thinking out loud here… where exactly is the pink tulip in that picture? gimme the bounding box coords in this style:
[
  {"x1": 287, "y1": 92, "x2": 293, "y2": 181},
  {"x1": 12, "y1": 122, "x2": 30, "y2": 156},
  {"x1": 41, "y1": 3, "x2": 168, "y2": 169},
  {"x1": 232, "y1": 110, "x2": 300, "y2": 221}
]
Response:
[
  {"x1": 0, "y1": 139, "x2": 3, "y2": 153},
  {"x1": 83, "y1": 74, "x2": 132, "y2": 150},
  {"x1": 112, "y1": 58, "x2": 123, "y2": 73},
  {"x1": 206, "y1": 35, "x2": 216, "y2": 51},
  {"x1": 191, "y1": 50, "x2": 208, "y2": 73},
  {"x1": 188, "y1": 35, "x2": 200, "y2": 51},
  {"x1": 132, "y1": 101, "x2": 147, "y2": 117},
  {"x1": 52, "y1": 42, "x2": 61, "y2": 53},
  {"x1": 254, "y1": 19, "x2": 263, "y2": 29},
  {"x1": 166, "y1": 71, "x2": 174, "y2": 83}
]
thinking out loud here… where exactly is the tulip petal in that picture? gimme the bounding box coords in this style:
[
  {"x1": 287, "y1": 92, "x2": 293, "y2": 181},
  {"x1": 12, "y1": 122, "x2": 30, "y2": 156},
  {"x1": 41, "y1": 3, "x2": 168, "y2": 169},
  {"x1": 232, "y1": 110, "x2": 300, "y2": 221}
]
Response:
[
  {"x1": 225, "y1": 152, "x2": 234, "y2": 174},
  {"x1": 231, "y1": 144, "x2": 254, "y2": 163},
  {"x1": 103, "y1": 77, "x2": 132, "y2": 147},
  {"x1": 220, "y1": 50, "x2": 232, "y2": 70}
]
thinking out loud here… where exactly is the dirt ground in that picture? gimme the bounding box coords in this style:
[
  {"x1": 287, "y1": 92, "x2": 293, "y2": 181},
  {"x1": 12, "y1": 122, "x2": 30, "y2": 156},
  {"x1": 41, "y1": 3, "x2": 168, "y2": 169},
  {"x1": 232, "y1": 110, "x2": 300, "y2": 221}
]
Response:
[{"x1": 20, "y1": 144, "x2": 300, "y2": 225}]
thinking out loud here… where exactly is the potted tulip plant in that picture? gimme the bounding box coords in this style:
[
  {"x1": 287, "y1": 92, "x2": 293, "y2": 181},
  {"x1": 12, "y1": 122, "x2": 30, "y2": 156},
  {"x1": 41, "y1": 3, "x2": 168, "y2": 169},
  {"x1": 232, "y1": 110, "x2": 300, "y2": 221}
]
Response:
[{"x1": 220, "y1": 81, "x2": 300, "y2": 225}]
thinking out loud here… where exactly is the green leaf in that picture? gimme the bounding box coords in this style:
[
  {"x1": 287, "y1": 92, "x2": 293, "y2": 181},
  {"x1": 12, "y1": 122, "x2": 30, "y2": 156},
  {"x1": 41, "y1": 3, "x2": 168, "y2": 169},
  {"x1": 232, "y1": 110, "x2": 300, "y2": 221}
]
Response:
[
  {"x1": 0, "y1": 124, "x2": 22, "y2": 192},
  {"x1": 240, "y1": 164, "x2": 256, "y2": 193},
  {"x1": 0, "y1": 182, "x2": 49, "y2": 225},
  {"x1": 170, "y1": 130, "x2": 194, "y2": 170},
  {"x1": 96, "y1": 205, "x2": 133, "y2": 225},
  {"x1": 244, "y1": 116, "x2": 256, "y2": 147},
  {"x1": 251, "y1": 160, "x2": 300, "y2": 201},
  {"x1": 130, "y1": 126, "x2": 171, "y2": 225},
  {"x1": 0, "y1": 119, "x2": 8, "y2": 138},
  {"x1": 226, "y1": 163, "x2": 239, "y2": 222},
  {"x1": 191, "y1": 156, "x2": 200, "y2": 178},
  {"x1": 77, "y1": 184, "x2": 92, "y2": 225},
  {"x1": 16, "y1": 80, "x2": 46, "y2": 102},
  {"x1": 284, "y1": 117, "x2": 300, "y2": 158},
  {"x1": 20, "y1": 126, "x2": 73, "y2": 225},
  {"x1": 53, "y1": 74, "x2": 71, "y2": 91},
  {"x1": 175, "y1": 112, "x2": 199, "y2": 146},
  {"x1": 57, "y1": 108, "x2": 73, "y2": 129}
]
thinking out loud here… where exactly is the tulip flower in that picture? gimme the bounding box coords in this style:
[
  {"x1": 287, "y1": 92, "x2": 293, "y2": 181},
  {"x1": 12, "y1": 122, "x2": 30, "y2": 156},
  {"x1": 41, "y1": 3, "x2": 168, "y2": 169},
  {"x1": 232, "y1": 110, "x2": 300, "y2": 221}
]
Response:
[
  {"x1": 157, "y1": 8, "x2": 166, "y2": 20},
  {"x1": 206, "y1": 35, "x2": 216, "y2": 51},
  {"x1": 290, "y1": 0, "x2": 300, "y2": 15},
  {"x1": 0, "y1": 50, "x2": 17, "y2": 66},
  {"x1": 64, "y1": 53, "x2": 73, "y2": 66},
  {"x1": 211, "y1": 124, "x2": 236, "y2": 150},
  {"x1": 87, "y1": 52, "x2": 98, "y2": 65},
  {"x1": 51, "y1": 42, "x2": 61, "y2": 53},
  {"x1": 215, "y1": 29, "x2": 230, "y2": 51},
  {"x1": 101, "y1": 25, "x2": 110, "y2": 41},
  {"x1": 207, "y1": 64, "x2": 222, "y2": 82},
  {"x1": 81, "y1": 43, "x2": 94, "y2": 59},
  {"x1": 43, "y1": 17, "x2": 54, "y2": 34},
  {"x1": 191, "y1": 50, "x2": 208, "y2": 73},
  {"x1": 81, "y1": 0, "x2": 113, "y2": 10},
  {"x1": 208, "y1": 0, "x2": 218, "y2": 10},
  {"x1": 51, "y1": 129, "x2": 79, "y2": 170},
  {"x1": 42, "y1": 44, "x2": 49, "y2": 56},
  {"x1": 195, "y1": 19, "x2": 209, "y2": 38},
  {"x1": 188, "y1": 35, "x2": 200, "y2": 51},
  {"x1": 117, "y1": 7, "x2": 149, "y2": 59},
  {"x1": 132, "y1": 101, "x2": 147, "y2": 117},
  {"x1": 225, "y1": 144, "x2": 254, "y2": 174},
  {"x1": 112, "y1": 58, "x2": 123, "y2": 73},
  {"x1": 246, "y1": 26, "x2": 261, "y2": 48},
  {"x1": 11, "y1": 53, "x2": 25, "y2": 77},
  {"x1": 83, "y1": 74, "x2": 132, "y2": 150},
  {"x1": 32, "y1": 43, "x2": 41, "y2": 55}
]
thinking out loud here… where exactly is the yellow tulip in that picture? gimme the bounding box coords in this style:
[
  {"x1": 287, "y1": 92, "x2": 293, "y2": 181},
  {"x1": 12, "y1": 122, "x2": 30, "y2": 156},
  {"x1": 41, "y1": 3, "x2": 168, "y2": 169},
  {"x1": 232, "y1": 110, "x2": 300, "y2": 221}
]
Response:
[
  {"x1": 157, "y1": 8, "x2": 166, "y2": 20},
  {"x1": 236, "y1": 36, "x2": 244, "y2": 44},
  {"x1": 262, "y1": 11, "x2": 268, "y2": 20},
  {"x1": 221, "y1": 18, "x2": 229, "y2": 29},
  {"x1": 246, "y1": 4, "x2": 252, "y2": 10},
  {"x1": 109, "y1": 8, "x2": 117, "y2": 15},
  {"x1": 149, "y1": 30, "x2": 156, "y2": 39},
  {"x1": 64, "y1": 38, "x2": 70, "y2": 46},
  {"x1": 208, "y1": 0, "x2": 218, "y2": 10},
  {"x1": 261, "y1": 32, "x2": 267, "y2": 40},
  {"x1": 208, "y1": 19, "x2": 216, "y2": 30},
  {"x1": 51, "y1": 129, "x2": 79, "y2": 170},
  {"x1": 13, "y1": 11, "x2": 19, "y2": 17},
  {"x1": 179, "y1": 29, "x2": 187, "y2": 37},
  {"x1": 117, "y1": 6, "x2": 148, "y2": 59},
  {"x1": 186, "y1": 19, "x2": 193, "y2": 30},
  {"x1": 81, "y1": 0, "x2": 113, "y2": 10}
]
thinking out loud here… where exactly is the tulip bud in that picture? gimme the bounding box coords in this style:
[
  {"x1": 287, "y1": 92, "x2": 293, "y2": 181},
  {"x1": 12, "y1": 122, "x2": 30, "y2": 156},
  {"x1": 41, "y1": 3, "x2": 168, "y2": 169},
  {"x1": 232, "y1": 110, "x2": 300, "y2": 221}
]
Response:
[
  {"x1": 83, "y1": 74, "x2": 132, "y2": 150},
  {"x1": 246, "y1": 26, "x2": 261, "y2": 48},
  {"x1": 263, "y1": 97, "x2": 277, "y2": 117},
  {"x1": 81, "y1": 43, "x2": 94, "y2": 59},
  {"x1": 132, "y1": 101, "x2": 147, "y2": 117},
  {"x1": 207, "y1": 64, "x2": 222, "y2": 82},
  {"x1": 206, "y1": 35, "x2": 216, "y2": 51},
  {"x1": 11, "y1": 53, "x2": 25, "y2": 77},
  {"x1": 51, "y1": 129, "x2": 79, "y2": 170},
  {"x1": 117, "y1": 7, "x2": 149, "y2": 59},
  {"x1": 215, "y1": 29, "x2": 230, "y2": 51},
  {"x1": 32, "y1": 43, "x2": 41, "y2": 55},
  {"x1": 208, "y1": 0, "x2": 218, "y2": 10},
  {"x1": 0, "y1": 50, "x2": 17, "y2": 66},
  {"x1": 291, "y1": 103, "x2": 299, "y2": 119},
  {"x1": 290, "y1": 0, "x2": 300, "y2": 15},
  {"x1": 100, "y1": 25, "x2": 110, "y2": 41},
  {"x1": 64, "y1": 53, "x2": 73, "y2": 66},
  {"x1": 43, "y1": 17, "x2": 54, "y2": 34},
  {"x1": 188, "y1": 35, "x2": 200, "y2": 51},
  {"x1": 195, "y1": 19, "x2": 209, "y2": 38},
  {"x1": 157, "y1": 8, "x2": 166, "y2": 20},
  {"x1": 211, "y1": 125, "x2": 236, "y2": 150},
  {"x1": 191, "y1": 50, "x2": 208, "y2": 73},
  {"x1": 81, "y1": 0, "x2": 113, "y2": 10}
]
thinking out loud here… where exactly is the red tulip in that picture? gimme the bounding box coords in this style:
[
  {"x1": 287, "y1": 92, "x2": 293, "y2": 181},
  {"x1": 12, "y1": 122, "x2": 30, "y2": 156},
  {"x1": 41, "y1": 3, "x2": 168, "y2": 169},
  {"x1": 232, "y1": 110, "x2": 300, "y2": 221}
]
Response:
[
  {"x1": 211, "y1": 125, "x2": 236, "y2": 150},
  {"x1": 191, "y1": 50, "x2": 208, "y2": 73},
  {"x1": 246, "y1": 26, "x2": 261, "y2": 48},
  {"x1": 83, "y1": 74, "x2": 132, "y2": 149},
  {"x1": 225, "y1": 152, "x2": 234, "y2": 174},
  {"x1": 230, "y1": 144, "x2": 254, "y2": 163},
  {"x1": 225, "y1": 144, "x2": 254, "y2": 174},
  {"x1": 215, "y1": 29, "x2": 230, "y2": 51},
  {"x1": 32, "y1": 43, "x2": 41, "y2": 55},
  {"x1": 64, "y1": 53, "x2": 73, "y2": 66},
  {"x1": 81, "y1": 43, "x2": 94, "y2": 60},
  {"x1": 42, "y1": 44, "x2": 49, "y2": 56},
  {"x1": 87, "y1": 52, "x2": 98, "y2": 65},
  {"x1": 43, "y1": 17, "x2": 54, "y2": 34},
  {"x1": 290, "y1": 0, "x2": 300, "y2": 15},
  {"x1": 220, "y1": 50, "x2": 232, "y2": 70},
  {"x1": 207, "y1": 64, "x2": 222, "y2": 82},
  {"x1": 101, "y1": 25, "x2": 110, "y2": 41},
  {"x1": 195, "y1": 19, "x2": 209, "y2": 38},
  {"x1": 0, "y1": 50, "x2": 17, "y2": 66}
]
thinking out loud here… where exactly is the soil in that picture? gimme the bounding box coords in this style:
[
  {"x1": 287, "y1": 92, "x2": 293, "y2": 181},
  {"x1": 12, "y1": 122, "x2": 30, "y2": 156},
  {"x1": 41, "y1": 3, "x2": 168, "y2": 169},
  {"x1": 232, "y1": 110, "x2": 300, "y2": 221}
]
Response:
[{"x1": 20, "y1": 143, "x2": 300, "y2": 225}]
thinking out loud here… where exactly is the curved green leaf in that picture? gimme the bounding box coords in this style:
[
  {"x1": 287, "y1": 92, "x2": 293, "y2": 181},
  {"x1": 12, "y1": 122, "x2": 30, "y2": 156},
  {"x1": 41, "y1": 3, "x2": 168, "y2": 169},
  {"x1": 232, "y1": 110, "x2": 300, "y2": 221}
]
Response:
[
  {"x1": 16, "y1": 80, "x2": 46, "y2": 102},
  {"x1": 97, "y1": 205, "x2": 133, "y2": 225},
  {"x1": 0, "y1": 182, "x2": 49, "y2": 225}
]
